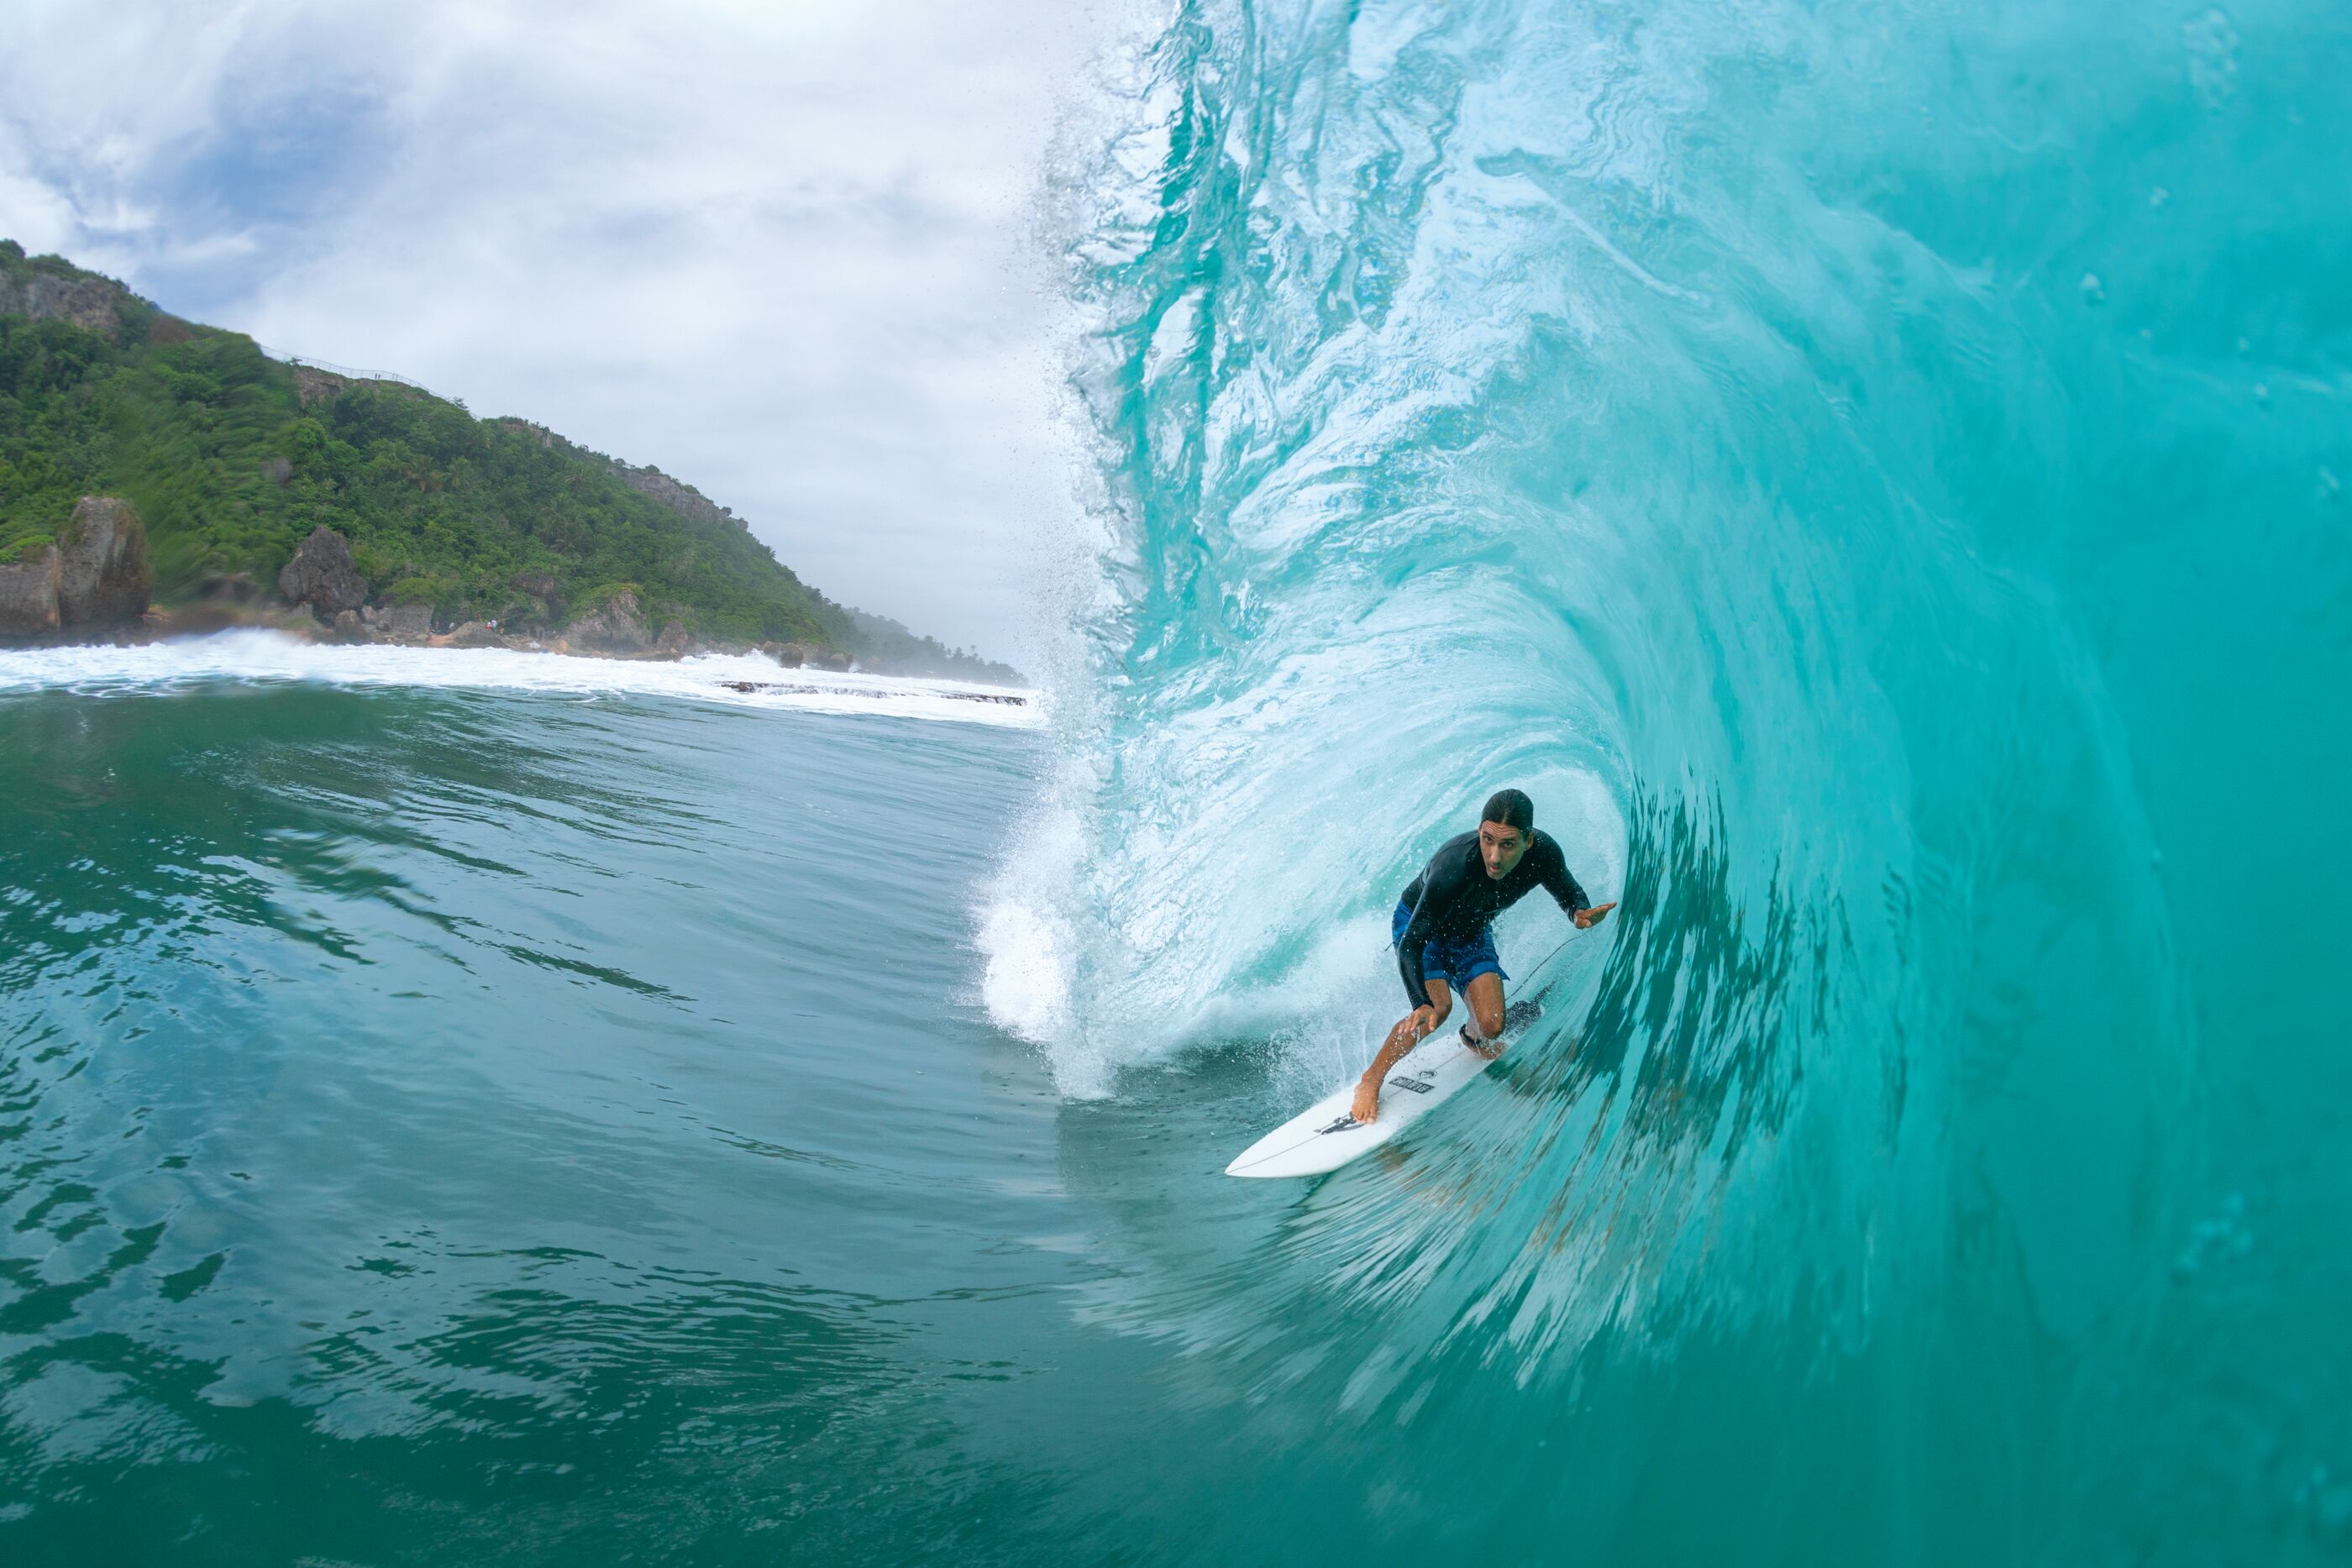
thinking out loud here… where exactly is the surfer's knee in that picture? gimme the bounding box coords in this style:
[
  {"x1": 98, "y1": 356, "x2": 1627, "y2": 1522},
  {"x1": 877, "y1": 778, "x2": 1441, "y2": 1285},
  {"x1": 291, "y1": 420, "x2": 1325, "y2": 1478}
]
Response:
[{"x1": 1463, "y1": 976, "x2": 1504, "y2": 1038}]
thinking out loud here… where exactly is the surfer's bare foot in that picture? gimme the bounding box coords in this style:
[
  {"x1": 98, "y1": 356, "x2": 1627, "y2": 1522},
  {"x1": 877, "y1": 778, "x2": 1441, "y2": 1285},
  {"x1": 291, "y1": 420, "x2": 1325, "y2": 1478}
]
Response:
[{"x1": 1351, "y1": 1076, "x2": 1380, "y2": 1123}]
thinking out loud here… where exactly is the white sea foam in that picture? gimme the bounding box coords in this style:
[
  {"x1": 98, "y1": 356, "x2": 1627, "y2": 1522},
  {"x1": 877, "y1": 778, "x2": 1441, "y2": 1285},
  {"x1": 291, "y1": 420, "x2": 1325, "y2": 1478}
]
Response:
[{"x1": 0, "y1": 631, "x2": 1042, "y2": 729}]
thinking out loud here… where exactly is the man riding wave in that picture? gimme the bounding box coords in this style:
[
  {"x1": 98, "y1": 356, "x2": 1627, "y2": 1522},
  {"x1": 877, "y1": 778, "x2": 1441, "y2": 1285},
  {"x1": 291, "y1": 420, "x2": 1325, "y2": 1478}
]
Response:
[{"x1": 1352, "y1": 789, "x2": 1616, "y2": 1123}]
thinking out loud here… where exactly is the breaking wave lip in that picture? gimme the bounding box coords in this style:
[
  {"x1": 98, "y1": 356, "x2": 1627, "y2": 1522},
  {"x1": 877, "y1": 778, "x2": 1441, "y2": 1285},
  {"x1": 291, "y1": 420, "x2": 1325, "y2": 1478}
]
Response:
[
  {"x1": 979, "y1": 0, "x2": 2213, "y2": 1424},
  {"x1": 0, "y1": 630, "x2": 1042, "y2": 728}
]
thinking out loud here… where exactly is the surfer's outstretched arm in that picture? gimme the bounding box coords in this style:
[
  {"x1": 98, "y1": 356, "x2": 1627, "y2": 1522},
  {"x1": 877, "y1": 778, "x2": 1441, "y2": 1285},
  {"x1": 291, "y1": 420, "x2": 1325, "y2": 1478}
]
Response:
[{"x1": 1532, "y1": 834, "x2": 1616, "y2": 928}]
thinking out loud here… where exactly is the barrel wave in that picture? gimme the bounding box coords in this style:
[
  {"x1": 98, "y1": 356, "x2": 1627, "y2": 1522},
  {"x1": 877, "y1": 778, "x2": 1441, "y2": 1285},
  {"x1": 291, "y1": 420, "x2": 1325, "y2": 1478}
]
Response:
[{"x1": 986, "y1": 0, "x2": 2352, "y2": 1557}]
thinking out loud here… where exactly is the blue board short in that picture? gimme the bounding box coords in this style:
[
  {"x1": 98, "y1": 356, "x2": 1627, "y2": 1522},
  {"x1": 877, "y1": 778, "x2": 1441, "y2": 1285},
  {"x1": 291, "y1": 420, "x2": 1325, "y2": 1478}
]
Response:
[{"x1": 1391, "y1": 900, "x2": 1508, "y2": 991}]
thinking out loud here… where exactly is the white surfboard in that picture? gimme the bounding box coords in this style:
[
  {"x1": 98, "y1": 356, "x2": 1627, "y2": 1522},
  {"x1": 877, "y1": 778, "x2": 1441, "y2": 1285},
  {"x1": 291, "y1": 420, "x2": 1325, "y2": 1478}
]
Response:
[{"x1": 1223, "y1": 1033, "x2": 1498, "y2": 1179}]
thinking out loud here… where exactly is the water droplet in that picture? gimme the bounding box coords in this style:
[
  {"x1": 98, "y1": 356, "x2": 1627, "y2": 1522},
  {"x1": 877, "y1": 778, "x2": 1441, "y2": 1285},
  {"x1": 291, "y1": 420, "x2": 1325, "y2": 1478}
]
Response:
[
  {"x1": 2150, "y1": 186, "x2": 2171, "y2": 207},
  {"x1": 2079, "y1": 273, "x2": 2106, "y2": 304},
  {"x1": 2254, "y1": 383, "x2": 2271, "y2": 404},
  {"x1": 2175, "y1": 1191, "x2": 2253, "y2": 1275},
  {"x1": 2318, "y1": 467, "x2": 2341, "y2": 503},
  {"x1": 2236, "y1": 336, "x2": 2252, "y2": 355},
  {"x1": 2182, "y1": 9, "x2": 2241, "y2": 110}
]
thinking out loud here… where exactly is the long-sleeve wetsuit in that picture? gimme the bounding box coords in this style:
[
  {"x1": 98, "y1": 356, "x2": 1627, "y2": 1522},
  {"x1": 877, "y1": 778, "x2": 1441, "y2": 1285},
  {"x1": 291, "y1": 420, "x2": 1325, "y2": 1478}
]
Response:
[{"x1": 1395, "y1": 828, "x2": 1589, "y2": 1007}]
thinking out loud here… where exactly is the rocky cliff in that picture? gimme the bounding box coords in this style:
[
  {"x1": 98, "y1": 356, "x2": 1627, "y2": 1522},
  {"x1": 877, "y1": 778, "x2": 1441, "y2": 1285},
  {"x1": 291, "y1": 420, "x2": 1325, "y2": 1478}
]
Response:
[
  {"x1": 610, "y1": 464, "x2": 738, "y2": 535},
  {"x1": 0, "y1": 265, "x2": 129, "y2": 338},
  {"x1": 0, "y1": 546, "x2": 59, "y2": 637},
  {"x1": 0, "y1": 496, "x2": 153, "y2": 640}
]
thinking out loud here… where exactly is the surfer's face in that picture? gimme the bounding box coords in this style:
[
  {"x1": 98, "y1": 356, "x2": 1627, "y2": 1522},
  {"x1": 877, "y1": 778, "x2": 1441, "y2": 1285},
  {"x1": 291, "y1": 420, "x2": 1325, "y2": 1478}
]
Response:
[{"x1": 1478, "y1": 821, "x2": 1529, "y2": 880}]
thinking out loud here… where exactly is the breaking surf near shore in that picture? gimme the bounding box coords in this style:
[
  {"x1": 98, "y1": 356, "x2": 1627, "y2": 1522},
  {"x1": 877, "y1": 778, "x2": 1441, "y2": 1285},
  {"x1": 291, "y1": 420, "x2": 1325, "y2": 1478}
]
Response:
[{"x1": 0, "y1": 629, "x2": 1042, "y2": 728}]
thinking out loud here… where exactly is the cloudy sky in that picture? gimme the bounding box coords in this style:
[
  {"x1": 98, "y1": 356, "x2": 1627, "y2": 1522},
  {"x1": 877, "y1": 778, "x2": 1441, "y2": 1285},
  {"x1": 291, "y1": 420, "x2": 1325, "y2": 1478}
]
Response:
[{"x1": 0, "y1": 0, "x2": 1123, "y2": 662}]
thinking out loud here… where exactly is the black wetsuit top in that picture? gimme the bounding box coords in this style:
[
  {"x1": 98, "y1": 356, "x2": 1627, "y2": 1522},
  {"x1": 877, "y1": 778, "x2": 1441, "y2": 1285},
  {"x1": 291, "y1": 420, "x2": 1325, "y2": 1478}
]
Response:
[{"x1": 1396, "y1": 828, "x2": 1589, "y2": 1006}]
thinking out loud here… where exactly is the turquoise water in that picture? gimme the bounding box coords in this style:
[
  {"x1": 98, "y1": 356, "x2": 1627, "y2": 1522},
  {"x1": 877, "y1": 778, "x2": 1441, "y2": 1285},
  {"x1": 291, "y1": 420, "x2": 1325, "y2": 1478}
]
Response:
[
  {"x1": 1008, "y1": 0, "x2": 2349, "y2": 1556},
  {"x1": 8, "y1": 0, "x2": 2352, "y2": 1561}
]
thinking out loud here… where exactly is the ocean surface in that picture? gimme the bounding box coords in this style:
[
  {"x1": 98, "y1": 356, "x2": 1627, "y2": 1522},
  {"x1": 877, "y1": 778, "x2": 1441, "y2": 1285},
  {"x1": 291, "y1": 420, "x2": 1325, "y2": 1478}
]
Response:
[{"x1": 8, "y1": 0, "x2": 2352, "y2": 1562}]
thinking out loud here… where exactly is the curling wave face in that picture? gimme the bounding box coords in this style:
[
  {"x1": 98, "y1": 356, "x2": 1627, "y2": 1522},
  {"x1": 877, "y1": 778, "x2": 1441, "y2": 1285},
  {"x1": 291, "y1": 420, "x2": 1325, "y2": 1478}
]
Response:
[{"x1": 987, "y1": 0, "x2": 2352, "y2": 1553}]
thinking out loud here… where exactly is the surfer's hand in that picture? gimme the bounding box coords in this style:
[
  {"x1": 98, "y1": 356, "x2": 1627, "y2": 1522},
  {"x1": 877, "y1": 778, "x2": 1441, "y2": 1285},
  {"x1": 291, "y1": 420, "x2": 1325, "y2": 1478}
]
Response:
[
  {"x1": 1410, "y1": 1005, "x2": 1439, "y2": 1039},
  {"x1": 1574, "y1": 900, "x2": 1619, "y2": 930},
  {"x1": 1351, "y1": 1074, "x2": 1380, "y2": 1124}
]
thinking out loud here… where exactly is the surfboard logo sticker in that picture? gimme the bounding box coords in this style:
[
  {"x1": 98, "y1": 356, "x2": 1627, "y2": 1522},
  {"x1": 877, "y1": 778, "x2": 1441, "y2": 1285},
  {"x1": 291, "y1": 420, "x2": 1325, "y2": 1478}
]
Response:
[{"x1": 1387, "y1": 1076, "x2": 1435, "y2": 1093}]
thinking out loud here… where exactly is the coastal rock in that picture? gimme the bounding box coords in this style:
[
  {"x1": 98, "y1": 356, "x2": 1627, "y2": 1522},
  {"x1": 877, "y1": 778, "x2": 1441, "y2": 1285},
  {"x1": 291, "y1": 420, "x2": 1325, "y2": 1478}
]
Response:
[
  {"x1": 380, "y1": 603, "x2": 433, "y2": 640},
  {"x1": 291, "y1": 365, "x2": 349, "y2": 407},
  {"x1": 657, "y1": 621, "x2": 690, "y2": 657},
  {"x1": 0, "y1": 545, "x2": 61, "y2": 638},
  {"x1": 610, "y1": 464, "x2": 743, "y2": 533},
  {"x1": 509, "y1": 574, "x2": 559, "y2": 630},
  {"x1": 816, "y1": 648, "x2": 853, "y2": 672},
  {"x1": 496, "y1": 419, "x2": 561, "y2": 451},
  {"x1": 447, "y1": 620, "x2": 506, "y2": 648},
  {"x1": 764, "y1": 641, "x2": 809, "y2": 668},
  {"x1": 55, "y1": 496, "x2": 153, "y2": 628},
  {"x1": 0, "y1": 269, "x2": 129, "y2": 338},
  {"x1": 329, "y1": 609, "x2": 367, "y2": 642},
  {"x1": 563, "y1": 589, "x2": 651, "y2": 653},
  {"x1": 278, "y1": 527, "x2": 368, "y2": 614}
]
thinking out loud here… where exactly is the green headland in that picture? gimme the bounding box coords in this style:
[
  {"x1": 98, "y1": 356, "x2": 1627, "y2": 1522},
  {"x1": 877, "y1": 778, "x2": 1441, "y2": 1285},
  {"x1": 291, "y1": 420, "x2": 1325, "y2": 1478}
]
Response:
[{"x1": 0, "y1": 239, "x2": 1018, "y2": 682}]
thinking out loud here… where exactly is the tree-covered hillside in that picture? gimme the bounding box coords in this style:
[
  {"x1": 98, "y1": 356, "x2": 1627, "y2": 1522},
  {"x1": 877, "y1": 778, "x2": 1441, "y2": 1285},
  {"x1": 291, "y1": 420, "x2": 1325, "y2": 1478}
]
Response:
[{"x1": 0, "y1": 240, "x2": 986, "y2": 662}]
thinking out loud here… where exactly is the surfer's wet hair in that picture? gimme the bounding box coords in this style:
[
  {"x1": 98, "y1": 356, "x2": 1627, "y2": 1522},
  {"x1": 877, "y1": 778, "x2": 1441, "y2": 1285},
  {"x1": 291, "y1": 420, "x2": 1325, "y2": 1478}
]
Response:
[{"x1": 1481, "y1": 789, "x2": 1534, "y2": 836}]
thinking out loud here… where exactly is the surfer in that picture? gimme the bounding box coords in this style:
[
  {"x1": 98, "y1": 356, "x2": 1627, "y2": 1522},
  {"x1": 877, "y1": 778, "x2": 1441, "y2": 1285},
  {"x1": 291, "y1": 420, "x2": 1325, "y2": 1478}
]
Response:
[{"x1": 1352, "y1": 789, "x2": 1616, "y2": 1123}]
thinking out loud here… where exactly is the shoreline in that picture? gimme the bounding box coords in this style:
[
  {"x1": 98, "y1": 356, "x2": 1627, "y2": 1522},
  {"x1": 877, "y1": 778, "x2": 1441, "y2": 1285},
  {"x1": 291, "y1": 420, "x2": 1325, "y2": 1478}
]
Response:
[
  {"x1": 3, "y1": 602, "x2": 1025, "y2": 689},
  {"x1": 4, "y1": 510, "x2": 1024, "y2": 688},
  {"x1": 0, "y1": 625, "x2": 1042, "y2": 721}
]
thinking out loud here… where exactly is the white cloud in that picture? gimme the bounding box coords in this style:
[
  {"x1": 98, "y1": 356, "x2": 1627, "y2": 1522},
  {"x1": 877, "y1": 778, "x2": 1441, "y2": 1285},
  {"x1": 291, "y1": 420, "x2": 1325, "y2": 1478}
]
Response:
[{"x1": 0, "y1": 0, "x2": 1119, "y2": 663}]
